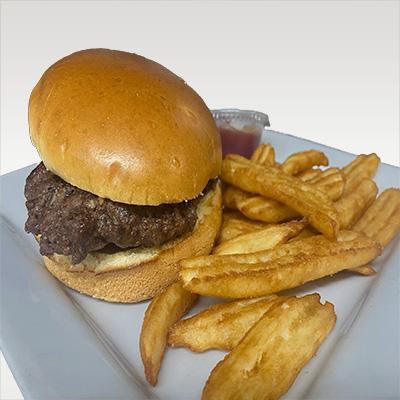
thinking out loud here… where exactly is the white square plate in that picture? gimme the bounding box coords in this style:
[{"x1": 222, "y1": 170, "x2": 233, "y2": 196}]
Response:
[{"x1": 1, "y1": 130, "x2": 399, "y2": 399}]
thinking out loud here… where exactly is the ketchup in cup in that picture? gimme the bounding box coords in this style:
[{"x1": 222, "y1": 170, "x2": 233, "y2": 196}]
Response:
[
  {"x1": 212, "y1": 110, "x2": 270, "y2": 159},
  {"x1": 219, "y1": 123, "x2": 262, "y2": 159}
]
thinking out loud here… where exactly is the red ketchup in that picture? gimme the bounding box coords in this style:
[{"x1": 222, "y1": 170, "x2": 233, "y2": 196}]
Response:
[{"x1": 219, "y1": 125, "x2": 262, "y2": 158}]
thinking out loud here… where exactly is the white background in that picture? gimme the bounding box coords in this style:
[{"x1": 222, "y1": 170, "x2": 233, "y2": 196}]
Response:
[{"x1": 1, "y1": 1, "x2": 399, "y2": 399}]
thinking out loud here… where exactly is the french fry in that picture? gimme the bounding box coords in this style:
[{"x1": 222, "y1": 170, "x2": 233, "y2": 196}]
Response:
[
  {"x1": 223, "y1": 144, "x2": 276, "y2": 212},
  {"x1": 139, "y1": 282, "x2": 198, "y2": 386},
  {"x1": 287, "y1": 222, "x2": 377, "y2": 276},
  {"x1": 352, "y1": 188, "x2": 400, "y2": 248},
  {"x1": 168, "y1": 295, "x2": 281, "y2": 352},
  {"x1": 341, "y1": 153, "x2": 380, "y2": 196},
  {"x1": 232, "y1": 168, "x2": 344, "y2": 224},
  {"x1": 212, "y1": 216, "x2": 309, "y2": 255},
  {"x1": 221, "y1": 155, "x2": 339, "y2": 239},
  {"x1": 217, "y1": 214, "x2": 267, "y2": 244},
  {"x1": 281, "y1": 149, "x2": 329, "y2": 175},
  {"x1": 202, "y1": 294, "x2": 336, "y2": 400},
  {"x1": 288, "y1": 226, "x2": 319, "y2": 242},
  {"x1": 295, "y1": 167, "x2": 322, "y2": 180},
  {"x1": 222, "y1": 185, "x2": 252, "y2": 210},
  {"x1": 221, "y1": 210, "x2": 247, "y2": 223},
  {"x1": 179, "y1": 230, "x2": 382, "y2": 298},
  {"x1": 335, "y1": 178, "x2": 378, "y2": 229},
  {"x1": 235, "y1": 195, "x2": 300, "y2": 224},
  {"x1": 341, "y1": 153, "x2": 367, "y2": 176},
  {"x1": 307, "y1": 167, "x2": 346, "y2": 201},
  {"x1": 223, "y1": 155, "x2": 343, "y2": 225},
  {"x1": 182, "y1": 230, "x2": 367, "y2": 271},
  {"x1": 250, "y1": 143, "x2": 275, "y2": 166}
]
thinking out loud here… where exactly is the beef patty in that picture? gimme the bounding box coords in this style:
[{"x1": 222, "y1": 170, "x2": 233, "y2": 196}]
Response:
[{"x1": 25, "y1": 163, "x2": 203, "y2": 264}]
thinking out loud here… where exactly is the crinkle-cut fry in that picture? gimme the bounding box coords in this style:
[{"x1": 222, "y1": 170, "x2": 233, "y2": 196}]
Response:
[
  {"x1": 223, "y1": 144, "x2": 275, "y2": 212},
  {"x1": 223, "y1": 163, "x2": 343, "y2": 225},
  {"x1": 212, "y1": 216, "x2": 309, "y2": 255},
  {"x1": 287, "y1": 226, "x2": 376, "y2": 276},
  {"x1": 236, "y1": 195, "x2": 300, "y2": 224},
  {"x1": 217, "y1": 214, "x2": 267, "y2": 244},
  {"x1": 181, "y1": 230, "x2": 364, "y2": 270},
  {"x1": 281, "y1": 149, "x2": 329, "y2": 176},
  {"x1": 222, "y1": 184, "x2": 253, "y2": 210},
  {"x1": 295, "y1": 167, "x2": 322, "y2": 180},
  {"x1": 223, "y1": 185, "x2": 297, "y2": 224},
  {"x1": 352, "y1": 188, "x2": 400, "y2": 248},
  {"x1": 139, "y1": 282, "x2": 198, "y2": 386},
  {"x1": 250, "y1": 143, "x2": 275, "y2": 166},
  {"x1": 307, "y1": 167, "x2": 346, "y2": 201},
  {"x1": 168, "y1": 295, "x2": 281, "y2": 352},
  {"x1": 202, "y1": 294, "x2": 336, "y2": 400},
  {"x1": 181, "y1": 230, "x2": 344, "y2": 271},
  {"x1": 221, "y1": 155, "x2": 339, "y2": 239},
  {"x1": 341, "y1": 153, "x2": 366, "y2": 176},
  {"x1": 335, "y1": 178, "x2": 378, "y2": 229},
  {"x1": 233, "y1": 169, "x2": 343, "y2": 224},
  {"x1": 179, "y1": 230, "x2": 382, "y2": 298},
  {"x1": 341, "y1": 153, "x2": 380, "y2": 196},
  {"x1": 336, "y1": 172, "x2": 380, "y2": 280},
  {"x1": 238, "y1": 168, "x2": 344, "y2": 207}
]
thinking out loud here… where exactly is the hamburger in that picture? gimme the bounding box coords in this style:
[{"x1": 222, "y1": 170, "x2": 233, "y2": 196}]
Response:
[{"x1": 24, "y1": 49, "x2": 222, "y2": 303}]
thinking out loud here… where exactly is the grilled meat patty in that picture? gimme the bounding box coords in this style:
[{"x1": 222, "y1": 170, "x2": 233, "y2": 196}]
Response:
[{"x1": 25, "y1": 163, "x2": 202, "y2": 264}]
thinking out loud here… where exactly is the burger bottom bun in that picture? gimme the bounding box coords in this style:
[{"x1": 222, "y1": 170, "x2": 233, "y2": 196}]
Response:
[{"x1": 41, "y1": 184, "x2": 222, "y2": 303}]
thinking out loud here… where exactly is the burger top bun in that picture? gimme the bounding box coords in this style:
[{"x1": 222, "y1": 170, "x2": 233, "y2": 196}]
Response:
[{"x1": 28, "y1": 48, "x2": 222, "y2": 205}]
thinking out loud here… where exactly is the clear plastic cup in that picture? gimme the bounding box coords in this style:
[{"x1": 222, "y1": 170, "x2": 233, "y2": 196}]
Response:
[{"x1": 211, "y1": 109, "x2": 270, "y2": 158}]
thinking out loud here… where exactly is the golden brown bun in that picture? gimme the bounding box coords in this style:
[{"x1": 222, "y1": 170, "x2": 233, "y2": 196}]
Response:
[
  {"x1": 28, "y1": 49, "x2": 222, "y2": 205},
  {"x1": 40, "y1": 184, "x2": 222, "y2": 303}
]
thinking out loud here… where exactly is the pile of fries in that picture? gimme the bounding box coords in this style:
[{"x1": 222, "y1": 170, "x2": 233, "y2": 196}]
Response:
[{"x1": 140, "y1": 143, "x2": 400, "y2": 399}]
